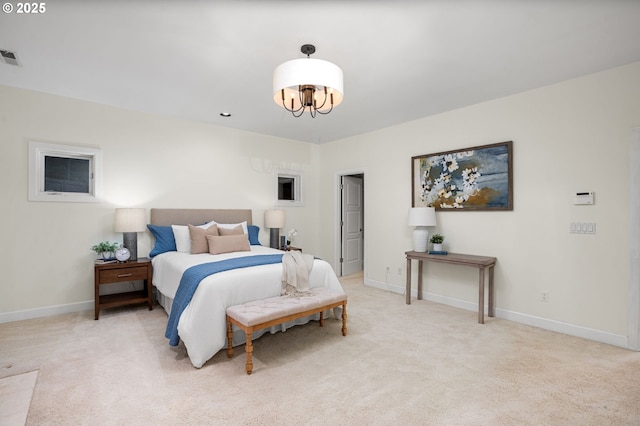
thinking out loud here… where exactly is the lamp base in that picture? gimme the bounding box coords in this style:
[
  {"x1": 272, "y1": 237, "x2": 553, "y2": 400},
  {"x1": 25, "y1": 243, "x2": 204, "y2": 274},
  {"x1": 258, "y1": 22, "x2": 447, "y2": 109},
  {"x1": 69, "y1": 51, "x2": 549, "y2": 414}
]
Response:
[
  {"x1": 412, "y1": 227, "x2": 429, "y2": 252},
  {"x1": 269, "y1": 228, "x2": 280, "y2": 249},
  {"x1": 123, "y1": 232, "x2": 138, "y2": 261}
]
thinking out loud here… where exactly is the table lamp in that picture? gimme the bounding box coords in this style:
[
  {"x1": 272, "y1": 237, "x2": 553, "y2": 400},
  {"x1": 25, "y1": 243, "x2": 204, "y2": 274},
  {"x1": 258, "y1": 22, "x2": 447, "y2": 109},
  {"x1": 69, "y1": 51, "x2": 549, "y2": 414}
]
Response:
[
  {"x1": 114, "y1": 208, "x2": 146, "y2": 260},
  {"x1": 408, "y1": 207, "x2": 437, "y2": 252},
  {"x1": 264, "y1": 209, "x2": 285, "y2": 249}
]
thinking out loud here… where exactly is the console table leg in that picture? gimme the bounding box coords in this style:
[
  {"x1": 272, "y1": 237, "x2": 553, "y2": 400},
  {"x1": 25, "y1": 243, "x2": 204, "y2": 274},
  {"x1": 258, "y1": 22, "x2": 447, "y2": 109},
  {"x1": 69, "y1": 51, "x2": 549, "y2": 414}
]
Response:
[
  {"x1": 417, "y1": 261, "x2": 423, "y2": 300},
  {"x1": 406, "y1": 258, "x2": 412, "y2": 304},
  {"x1": 478, "y1": 267, "x2": 485, "y2": 324},
  {"x1": 488, "y1": 265, "x2": 495, "y2": 318}
]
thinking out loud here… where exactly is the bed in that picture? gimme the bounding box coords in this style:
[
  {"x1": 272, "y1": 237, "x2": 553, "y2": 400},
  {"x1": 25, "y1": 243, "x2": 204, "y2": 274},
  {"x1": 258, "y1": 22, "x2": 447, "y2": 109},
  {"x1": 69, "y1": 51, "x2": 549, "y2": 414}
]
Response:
[{"x1": 148, "y1": 208, "x2": 345, "y2": 368}]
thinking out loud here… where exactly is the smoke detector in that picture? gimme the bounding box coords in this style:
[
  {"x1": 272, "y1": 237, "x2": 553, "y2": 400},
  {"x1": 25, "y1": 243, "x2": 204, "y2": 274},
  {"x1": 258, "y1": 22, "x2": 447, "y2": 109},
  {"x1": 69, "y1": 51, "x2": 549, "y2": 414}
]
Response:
[{"x1": 0, "y1": 50, "x2": 21, "y2": 66}]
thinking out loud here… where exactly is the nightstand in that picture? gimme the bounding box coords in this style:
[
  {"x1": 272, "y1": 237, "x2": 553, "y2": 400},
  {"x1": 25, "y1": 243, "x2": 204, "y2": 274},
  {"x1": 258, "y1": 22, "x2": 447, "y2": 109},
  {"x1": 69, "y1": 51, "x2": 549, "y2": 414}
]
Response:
[
  {"x1": 284, "y1": 246, "x2": 302, "y2": 252},
  {"x1": 94, "y1": 258, "x2": 153, "y2": 320}
]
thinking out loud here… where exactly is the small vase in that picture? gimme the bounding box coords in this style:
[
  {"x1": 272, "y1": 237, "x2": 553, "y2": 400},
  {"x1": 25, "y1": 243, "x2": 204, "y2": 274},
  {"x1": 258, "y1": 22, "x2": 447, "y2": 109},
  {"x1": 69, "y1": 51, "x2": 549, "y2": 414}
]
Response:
[
  {"x1": 433, "y1": 244, "x2": 443, "y2": 251},
  {"x1": 101, "y1": 252, "x2": 113, "y2": 260}
]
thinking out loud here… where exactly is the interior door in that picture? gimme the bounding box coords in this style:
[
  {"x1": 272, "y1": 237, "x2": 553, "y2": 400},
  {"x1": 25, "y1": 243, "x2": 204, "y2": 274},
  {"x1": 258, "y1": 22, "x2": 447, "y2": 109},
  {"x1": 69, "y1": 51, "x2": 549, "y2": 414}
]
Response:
[{"x1": 341, "y1": 175, "x2": 363, "y2": 276}]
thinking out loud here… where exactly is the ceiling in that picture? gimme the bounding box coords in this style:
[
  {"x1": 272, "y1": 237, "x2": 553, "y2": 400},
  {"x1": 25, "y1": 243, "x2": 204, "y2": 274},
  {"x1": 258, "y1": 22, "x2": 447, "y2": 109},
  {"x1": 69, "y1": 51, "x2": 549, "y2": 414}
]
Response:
[{"x1": 1, "y1": 0, "x2": 640, "y2": 144}]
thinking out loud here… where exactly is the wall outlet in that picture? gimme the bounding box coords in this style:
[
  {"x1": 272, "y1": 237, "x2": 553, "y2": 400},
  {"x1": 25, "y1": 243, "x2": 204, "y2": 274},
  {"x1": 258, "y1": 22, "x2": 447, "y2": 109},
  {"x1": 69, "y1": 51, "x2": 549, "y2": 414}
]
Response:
[{"x1": 540, "y1": 291, "x2": 549, "y2": 302}]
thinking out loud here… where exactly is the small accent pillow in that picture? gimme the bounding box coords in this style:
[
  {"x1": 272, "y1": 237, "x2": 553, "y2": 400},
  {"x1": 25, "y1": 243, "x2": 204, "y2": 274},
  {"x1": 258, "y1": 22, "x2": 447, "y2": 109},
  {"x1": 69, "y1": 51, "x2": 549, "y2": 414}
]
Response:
[
  {"x1": 218, "y1": 225, "x2": 243, "y2": 236},
  {"x1": 147, "y1": 224, "x2": 177, "y2": 257},
  {"x1": 188, "y1": 224, "x2": 219, "y2": 254},
  {"x1": 206, "y1": 234, "x2": 250, "y2": 255},
  {"x1": 247, "y1": 225, "x2": 261, "y2": 245}
]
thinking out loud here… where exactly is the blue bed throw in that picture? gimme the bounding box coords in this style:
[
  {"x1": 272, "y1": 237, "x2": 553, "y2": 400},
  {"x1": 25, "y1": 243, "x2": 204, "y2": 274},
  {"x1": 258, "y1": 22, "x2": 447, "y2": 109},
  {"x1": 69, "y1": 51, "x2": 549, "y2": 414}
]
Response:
[{"x1": 165, "y1": 254, "x2": 283, "y2": 346}]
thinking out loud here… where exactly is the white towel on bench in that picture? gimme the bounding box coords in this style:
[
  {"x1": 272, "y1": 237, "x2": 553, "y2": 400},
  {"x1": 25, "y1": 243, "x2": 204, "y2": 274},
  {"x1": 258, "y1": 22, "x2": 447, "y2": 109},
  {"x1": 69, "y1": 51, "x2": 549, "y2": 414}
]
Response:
[{"x1": 281, "y1": 251, "x2": 314, "y2": 296}]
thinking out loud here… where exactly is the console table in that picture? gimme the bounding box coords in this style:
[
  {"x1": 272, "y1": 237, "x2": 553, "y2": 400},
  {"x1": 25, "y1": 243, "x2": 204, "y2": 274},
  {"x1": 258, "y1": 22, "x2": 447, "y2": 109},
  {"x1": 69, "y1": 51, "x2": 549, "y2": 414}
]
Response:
[{"x1": 405, "y1": 251, "x2": 497, "y2": 324}]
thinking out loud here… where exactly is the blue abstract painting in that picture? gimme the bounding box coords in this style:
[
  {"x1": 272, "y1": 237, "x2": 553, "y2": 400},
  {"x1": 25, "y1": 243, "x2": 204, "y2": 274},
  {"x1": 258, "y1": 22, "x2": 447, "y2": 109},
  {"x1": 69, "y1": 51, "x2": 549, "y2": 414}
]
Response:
[{"x1": 412, "y1": 141, "x2": 513, "y2": 210}]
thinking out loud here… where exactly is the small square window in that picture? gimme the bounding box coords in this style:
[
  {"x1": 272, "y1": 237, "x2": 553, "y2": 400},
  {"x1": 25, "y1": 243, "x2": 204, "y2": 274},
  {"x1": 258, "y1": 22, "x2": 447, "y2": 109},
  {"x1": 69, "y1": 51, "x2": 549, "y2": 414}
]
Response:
[
  {"x1": 28, "y1": 141, "x2": 102, "y2": 203},
  {"x1": 275, "y1": 170, "x2": 303, "y2": 206}
]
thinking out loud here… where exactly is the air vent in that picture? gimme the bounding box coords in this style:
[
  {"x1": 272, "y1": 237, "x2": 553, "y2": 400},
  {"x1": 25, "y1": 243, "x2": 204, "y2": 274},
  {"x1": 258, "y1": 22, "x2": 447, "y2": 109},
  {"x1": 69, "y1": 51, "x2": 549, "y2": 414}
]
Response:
[{"x1": 0, "y1": 50, "x2": 21, "y2": 66}]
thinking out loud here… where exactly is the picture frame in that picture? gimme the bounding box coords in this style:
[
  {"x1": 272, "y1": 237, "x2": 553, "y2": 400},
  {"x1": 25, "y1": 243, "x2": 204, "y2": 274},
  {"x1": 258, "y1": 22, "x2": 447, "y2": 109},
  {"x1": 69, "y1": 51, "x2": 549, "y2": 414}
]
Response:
[{"x1": 412, "y1": 141, "x2": 513, "y2": 211}]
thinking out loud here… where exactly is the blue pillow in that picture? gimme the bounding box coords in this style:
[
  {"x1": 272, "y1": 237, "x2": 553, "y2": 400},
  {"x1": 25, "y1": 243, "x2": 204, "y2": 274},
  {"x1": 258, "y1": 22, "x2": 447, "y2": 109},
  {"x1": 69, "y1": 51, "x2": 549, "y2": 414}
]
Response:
[
  {"x1": 147, "y1": 224, "x2": 177, "y2": 257},
  {"x1": 247, "y1": 225, "x2": 261, "y2": 246}
]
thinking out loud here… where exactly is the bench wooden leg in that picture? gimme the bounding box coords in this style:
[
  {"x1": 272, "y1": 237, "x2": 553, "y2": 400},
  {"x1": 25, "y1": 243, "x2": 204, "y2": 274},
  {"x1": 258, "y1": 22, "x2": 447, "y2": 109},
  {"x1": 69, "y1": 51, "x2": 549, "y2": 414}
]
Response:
[
  {"x1": 342, "y1": 302, "x2": 347, "y2": 336},
  {"x1": 245, "y1": 329, "x2": 253, "y2": 375},
  {"x1": 319, "y1": 311, "x2": 324, "y2": 327},
  {"x1": 226, "y1": 316, "x2": 233, "y2": 358}
]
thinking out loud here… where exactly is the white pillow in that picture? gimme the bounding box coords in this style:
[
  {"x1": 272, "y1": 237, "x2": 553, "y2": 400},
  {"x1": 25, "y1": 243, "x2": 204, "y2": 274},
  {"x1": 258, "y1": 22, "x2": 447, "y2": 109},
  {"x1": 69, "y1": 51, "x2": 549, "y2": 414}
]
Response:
[
  {"x1": 214, "y1": 221, "x2": 248, "y2": 234},
  {"x1": 172, "y1": 221, "x2": 216, "y2": 253}
]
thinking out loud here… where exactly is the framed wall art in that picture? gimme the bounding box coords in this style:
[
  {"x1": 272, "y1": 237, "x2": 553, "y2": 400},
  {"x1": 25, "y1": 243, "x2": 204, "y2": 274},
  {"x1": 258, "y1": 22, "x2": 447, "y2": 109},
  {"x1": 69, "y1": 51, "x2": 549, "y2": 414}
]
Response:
[{"x1": 412, "y1": 141, "x2": 513, "y2": 210}]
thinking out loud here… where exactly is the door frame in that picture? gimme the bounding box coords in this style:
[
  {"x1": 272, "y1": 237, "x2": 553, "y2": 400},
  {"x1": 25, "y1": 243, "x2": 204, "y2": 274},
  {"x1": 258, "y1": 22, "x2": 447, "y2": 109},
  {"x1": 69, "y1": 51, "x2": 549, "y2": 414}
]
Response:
[
  {"x1": 629, "y1": 127, "x2": 640, "y2": 350},
  {"x1": 334, "y1": 168, "x2": 367, "y2": 277}
]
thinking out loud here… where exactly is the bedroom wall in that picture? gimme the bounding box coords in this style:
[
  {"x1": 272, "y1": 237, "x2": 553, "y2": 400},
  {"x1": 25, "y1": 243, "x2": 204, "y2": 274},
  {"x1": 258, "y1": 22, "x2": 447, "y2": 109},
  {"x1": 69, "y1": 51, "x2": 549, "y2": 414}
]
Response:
[
  {"x1": 0, "y1": 85, "x2": 319, "y2": 320},
  {"x1": 2, "y1": 61, "x2": 639, "y2": 347},
  {"x1": 317, "y1": 61, "x2": 640, "y2": 346}
]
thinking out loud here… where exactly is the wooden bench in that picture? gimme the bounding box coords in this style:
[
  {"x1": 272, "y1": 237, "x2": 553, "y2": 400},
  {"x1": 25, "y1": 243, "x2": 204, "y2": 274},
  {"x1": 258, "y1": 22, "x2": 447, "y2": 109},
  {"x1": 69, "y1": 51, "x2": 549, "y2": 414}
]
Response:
[{"x1": 226, "y1": 288, "x2": 347, "y2": 374}]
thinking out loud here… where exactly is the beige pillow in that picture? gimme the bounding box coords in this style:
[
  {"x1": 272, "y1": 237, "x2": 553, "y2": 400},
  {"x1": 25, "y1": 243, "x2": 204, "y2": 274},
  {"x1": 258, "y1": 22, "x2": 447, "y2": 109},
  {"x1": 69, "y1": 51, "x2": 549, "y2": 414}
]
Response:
[
  {"x1": 218, "y1": 225, "x2": 244, "y2": 236},
  {"x1": 188, "y1": 224, "x2": 219, "y2": 254},
  {"x1": 206, "y1": 234, "x2": 250, "y2": 255}
]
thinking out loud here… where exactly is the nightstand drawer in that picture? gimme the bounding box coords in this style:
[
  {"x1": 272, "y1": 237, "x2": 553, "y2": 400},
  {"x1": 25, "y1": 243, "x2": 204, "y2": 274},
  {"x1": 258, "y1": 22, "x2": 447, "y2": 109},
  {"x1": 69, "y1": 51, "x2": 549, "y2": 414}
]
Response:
[{"x1": 99, "y1": 266, "x2": 148, "y2": 283}]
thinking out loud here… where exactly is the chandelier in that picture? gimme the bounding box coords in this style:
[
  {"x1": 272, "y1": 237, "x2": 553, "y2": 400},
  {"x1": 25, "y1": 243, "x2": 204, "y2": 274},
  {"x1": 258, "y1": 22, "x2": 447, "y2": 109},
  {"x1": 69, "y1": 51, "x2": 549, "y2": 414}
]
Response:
[{"x1": 273, "y1": 44, "x2": 343, "y2": 118}]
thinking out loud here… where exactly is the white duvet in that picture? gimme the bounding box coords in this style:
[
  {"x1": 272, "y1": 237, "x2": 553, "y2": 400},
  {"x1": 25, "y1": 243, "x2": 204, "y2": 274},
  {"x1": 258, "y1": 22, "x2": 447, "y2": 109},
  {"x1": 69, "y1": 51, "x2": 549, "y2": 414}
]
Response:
[{"x1": 152, "y1": 246, "x2": 344, "y2": 368}]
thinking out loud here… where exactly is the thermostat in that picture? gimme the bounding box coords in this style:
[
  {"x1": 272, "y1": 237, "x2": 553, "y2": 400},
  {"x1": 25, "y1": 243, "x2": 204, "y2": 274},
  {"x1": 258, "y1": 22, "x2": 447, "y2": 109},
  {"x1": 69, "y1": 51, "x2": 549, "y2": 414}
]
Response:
[{"x1": 574, "y1": 192, "x2": 594, "y2": 205}]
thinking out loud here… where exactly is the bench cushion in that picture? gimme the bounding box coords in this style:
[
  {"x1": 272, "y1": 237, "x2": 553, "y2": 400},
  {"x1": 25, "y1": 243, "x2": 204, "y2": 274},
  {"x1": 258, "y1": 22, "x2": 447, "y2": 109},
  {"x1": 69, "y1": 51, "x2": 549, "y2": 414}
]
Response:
[{"x1": 226, "y1": 289, "x2": 347, "y2": 327}]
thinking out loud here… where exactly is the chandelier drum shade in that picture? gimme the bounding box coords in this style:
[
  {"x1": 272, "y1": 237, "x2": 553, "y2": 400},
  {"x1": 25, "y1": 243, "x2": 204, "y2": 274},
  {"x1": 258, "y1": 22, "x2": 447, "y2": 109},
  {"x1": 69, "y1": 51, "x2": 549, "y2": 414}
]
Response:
[{"x1": 273, "y1": 44, "x2": 343, "y2": 118}]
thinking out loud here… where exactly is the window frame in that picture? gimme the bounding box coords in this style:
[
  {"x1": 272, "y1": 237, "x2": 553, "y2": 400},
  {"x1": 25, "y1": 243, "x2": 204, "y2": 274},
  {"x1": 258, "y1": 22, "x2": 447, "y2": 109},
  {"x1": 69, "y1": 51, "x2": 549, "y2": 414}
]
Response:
[
  {"x1": 274, "y1": 169, "x2": 303, "y2": 207},
  {"x1": 28, "y1": 141, "x2": 102, "y2": 203}
]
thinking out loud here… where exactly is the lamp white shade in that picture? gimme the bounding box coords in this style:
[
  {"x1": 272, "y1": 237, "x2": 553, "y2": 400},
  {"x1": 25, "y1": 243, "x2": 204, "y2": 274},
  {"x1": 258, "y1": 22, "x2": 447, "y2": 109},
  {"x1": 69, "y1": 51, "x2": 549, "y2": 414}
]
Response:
[
  {"x1": 114, "y1": 208, "x2": 146, "y2": 232},
  {"x1": 264, "y1": 209, "x2": 285, "y2": 229},
  {"x1": 408, "y1": 207, "x2": 437, "y2": 252},
  {"x1": 273, "y1": 58, "x2": 344, "y2": 112},
  {"x1": 408, "y1": 207, "x2": 437, "y2": 227}
]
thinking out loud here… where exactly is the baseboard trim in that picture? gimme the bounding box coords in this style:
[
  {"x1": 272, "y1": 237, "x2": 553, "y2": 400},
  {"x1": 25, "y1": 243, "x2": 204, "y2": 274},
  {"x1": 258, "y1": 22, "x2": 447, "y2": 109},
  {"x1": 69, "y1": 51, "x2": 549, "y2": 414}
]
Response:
[
  {"x1": 4, "y1": 280, "x2": 628, "y2": 350},
  {"x1": 0, "y1": 300, "x2": 93, "y2": 324},
  {"x1": 365, "y1": 278, "x2": 628, "y2": 349}
]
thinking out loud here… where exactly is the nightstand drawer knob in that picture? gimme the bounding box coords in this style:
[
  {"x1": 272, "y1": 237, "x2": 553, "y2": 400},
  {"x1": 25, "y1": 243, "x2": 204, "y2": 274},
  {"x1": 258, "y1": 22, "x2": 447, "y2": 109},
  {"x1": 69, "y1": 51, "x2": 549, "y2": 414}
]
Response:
[{"x1": 117, "y1": 273, "x2": 133, "y2": 278}]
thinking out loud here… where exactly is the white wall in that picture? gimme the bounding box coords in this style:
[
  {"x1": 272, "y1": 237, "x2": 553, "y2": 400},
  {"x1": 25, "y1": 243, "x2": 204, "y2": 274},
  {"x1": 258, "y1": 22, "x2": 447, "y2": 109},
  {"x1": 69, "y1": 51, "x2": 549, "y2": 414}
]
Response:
[
  {"x1": 317, "y1": 62, "x2": 640, "y2": 345},
  {"x1": 0, "y1": 85, "x2": 319, "y2": 319},
  {"x1": 3, "y1": 61, "x2": 640, "y2": 347}
]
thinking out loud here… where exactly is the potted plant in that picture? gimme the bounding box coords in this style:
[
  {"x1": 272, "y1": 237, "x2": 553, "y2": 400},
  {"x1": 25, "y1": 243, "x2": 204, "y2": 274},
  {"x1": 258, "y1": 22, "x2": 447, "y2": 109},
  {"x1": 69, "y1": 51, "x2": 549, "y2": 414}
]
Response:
[
  {"x1": 430, "y1": 233, "x2": 445, "y2": 251},
  {"x1": 91, "y1": 241, "x2": 120, "y2": 260},
  {"x1": 286, "y1": 229, "x2": 298, "y2": 247}
]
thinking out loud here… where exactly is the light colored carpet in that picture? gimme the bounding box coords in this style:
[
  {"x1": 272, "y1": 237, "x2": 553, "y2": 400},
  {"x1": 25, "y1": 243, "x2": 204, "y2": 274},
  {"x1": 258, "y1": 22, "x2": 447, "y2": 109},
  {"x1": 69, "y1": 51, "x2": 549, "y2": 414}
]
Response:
[{"x1": 1, "y1": 273, "x2": 640, "y2": 425}]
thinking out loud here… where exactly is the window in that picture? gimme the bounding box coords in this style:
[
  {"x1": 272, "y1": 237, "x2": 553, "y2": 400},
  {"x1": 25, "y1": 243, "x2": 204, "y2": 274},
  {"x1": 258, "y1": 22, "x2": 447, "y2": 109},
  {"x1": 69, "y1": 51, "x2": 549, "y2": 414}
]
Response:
[
  {"x1": 28, "y1": 141, "x2": 102, "y2": 202},
  {"x1": 275, "y1": 169, "x2": 303, "y2": 206}
]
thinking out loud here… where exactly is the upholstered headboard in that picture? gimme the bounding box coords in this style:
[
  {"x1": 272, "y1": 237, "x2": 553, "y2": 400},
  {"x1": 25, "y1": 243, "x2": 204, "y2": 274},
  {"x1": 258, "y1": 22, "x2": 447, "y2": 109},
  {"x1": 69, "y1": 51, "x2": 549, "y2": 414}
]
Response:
[{"x1": 149, "y1": 209, "x2": 252, "y2": 226}]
